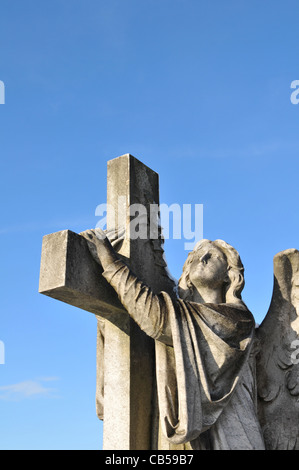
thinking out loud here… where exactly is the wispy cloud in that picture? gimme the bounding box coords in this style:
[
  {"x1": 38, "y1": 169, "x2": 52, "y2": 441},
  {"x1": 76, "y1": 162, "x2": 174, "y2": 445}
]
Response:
[{"x1": 0, "y1": 377, "x2": 59, "y2": 401}]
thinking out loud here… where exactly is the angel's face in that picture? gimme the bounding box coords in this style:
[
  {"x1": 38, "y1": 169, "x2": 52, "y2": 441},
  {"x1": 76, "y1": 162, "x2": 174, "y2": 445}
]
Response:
[{"x1": 189, "y1": 243, "x2": 229, "y2": 291}]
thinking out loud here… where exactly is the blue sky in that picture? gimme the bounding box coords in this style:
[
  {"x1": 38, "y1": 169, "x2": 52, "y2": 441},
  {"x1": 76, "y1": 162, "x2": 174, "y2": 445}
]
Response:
[{"x1": 0, "y1": 0, "x2": 298, "y2": 450}]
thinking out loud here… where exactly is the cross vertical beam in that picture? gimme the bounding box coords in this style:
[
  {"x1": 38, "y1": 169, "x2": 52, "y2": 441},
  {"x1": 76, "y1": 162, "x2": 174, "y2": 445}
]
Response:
[{"x1": 102, "y1": 155, "x2": 159, "y2": 449}]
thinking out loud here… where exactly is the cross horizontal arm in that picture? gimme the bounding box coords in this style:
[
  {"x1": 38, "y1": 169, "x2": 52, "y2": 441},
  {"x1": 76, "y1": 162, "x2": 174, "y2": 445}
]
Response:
[{"x1": 39, "y1": 229, "x2": 127, "y2": 324}]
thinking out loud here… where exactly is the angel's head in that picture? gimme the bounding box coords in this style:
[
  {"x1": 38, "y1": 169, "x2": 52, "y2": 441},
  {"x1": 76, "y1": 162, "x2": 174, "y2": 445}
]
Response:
[{"x1": 178, "y1": 239, "x2": 245, "y2": 305}]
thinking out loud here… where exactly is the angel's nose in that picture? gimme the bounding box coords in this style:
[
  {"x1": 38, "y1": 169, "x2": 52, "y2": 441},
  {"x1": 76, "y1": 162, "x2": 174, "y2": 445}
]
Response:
[{"x1": 200, "y1": 253, "x2": 211, "y2": 265}]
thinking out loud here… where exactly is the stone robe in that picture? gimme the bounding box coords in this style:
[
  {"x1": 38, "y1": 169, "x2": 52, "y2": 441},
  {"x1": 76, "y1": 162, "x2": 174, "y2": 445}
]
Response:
[{"x1": 102, "y1": 259, "x2": 265, "y2": 450}]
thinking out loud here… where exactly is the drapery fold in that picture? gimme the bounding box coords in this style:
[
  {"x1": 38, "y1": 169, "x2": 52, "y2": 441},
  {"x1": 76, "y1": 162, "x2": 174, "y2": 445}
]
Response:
[{"x1": 155, "y1": 293, "x2": 254, "y2": 444}]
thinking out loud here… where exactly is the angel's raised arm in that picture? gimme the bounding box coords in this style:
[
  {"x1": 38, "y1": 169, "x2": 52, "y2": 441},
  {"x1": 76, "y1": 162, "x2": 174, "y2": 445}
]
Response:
[{"x1": 81, "y1": 228, "x2": 174, "y2": 345}]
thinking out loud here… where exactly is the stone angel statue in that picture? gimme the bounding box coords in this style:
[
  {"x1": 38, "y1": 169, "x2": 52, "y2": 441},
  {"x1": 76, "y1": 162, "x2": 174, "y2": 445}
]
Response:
[{"x1": 81, "y1": 228, "x2": 299, "y2": 450}]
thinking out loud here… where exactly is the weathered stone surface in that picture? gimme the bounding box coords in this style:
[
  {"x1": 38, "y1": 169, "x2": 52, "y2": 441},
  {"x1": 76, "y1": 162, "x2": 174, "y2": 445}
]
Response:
[
  {"x1": 256, "y1": 248, "x2": 299, "y2": 450},
  {"x1": 39, "y1": 229, "x2": 126, "y2": 321},
  {"x1": 102, "y1": 154, "x2": 175, "y2": 450}
]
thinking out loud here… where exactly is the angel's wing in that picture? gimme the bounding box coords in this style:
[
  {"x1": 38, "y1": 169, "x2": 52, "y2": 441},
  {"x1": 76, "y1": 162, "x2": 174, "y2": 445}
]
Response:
[{"x1": 256, "y1": 248, "x2": 299, "y2": 450}]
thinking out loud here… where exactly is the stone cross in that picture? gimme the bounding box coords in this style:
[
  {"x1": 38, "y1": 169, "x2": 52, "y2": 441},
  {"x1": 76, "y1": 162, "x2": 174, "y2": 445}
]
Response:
[{"x1": 39, "y1": 154, "x2": 175, "y2": 450}]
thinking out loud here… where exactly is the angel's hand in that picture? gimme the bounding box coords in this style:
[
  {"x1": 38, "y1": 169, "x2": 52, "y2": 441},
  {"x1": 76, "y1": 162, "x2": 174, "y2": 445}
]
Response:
[{"x1": 80, "y1": 228, "x2": 118, "y2": 269}]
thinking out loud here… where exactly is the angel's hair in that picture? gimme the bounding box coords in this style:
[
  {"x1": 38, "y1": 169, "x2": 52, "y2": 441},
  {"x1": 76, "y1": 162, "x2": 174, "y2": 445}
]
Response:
[{"x1": 178, "y1": 239, "x2": 245, "y2": 305}]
